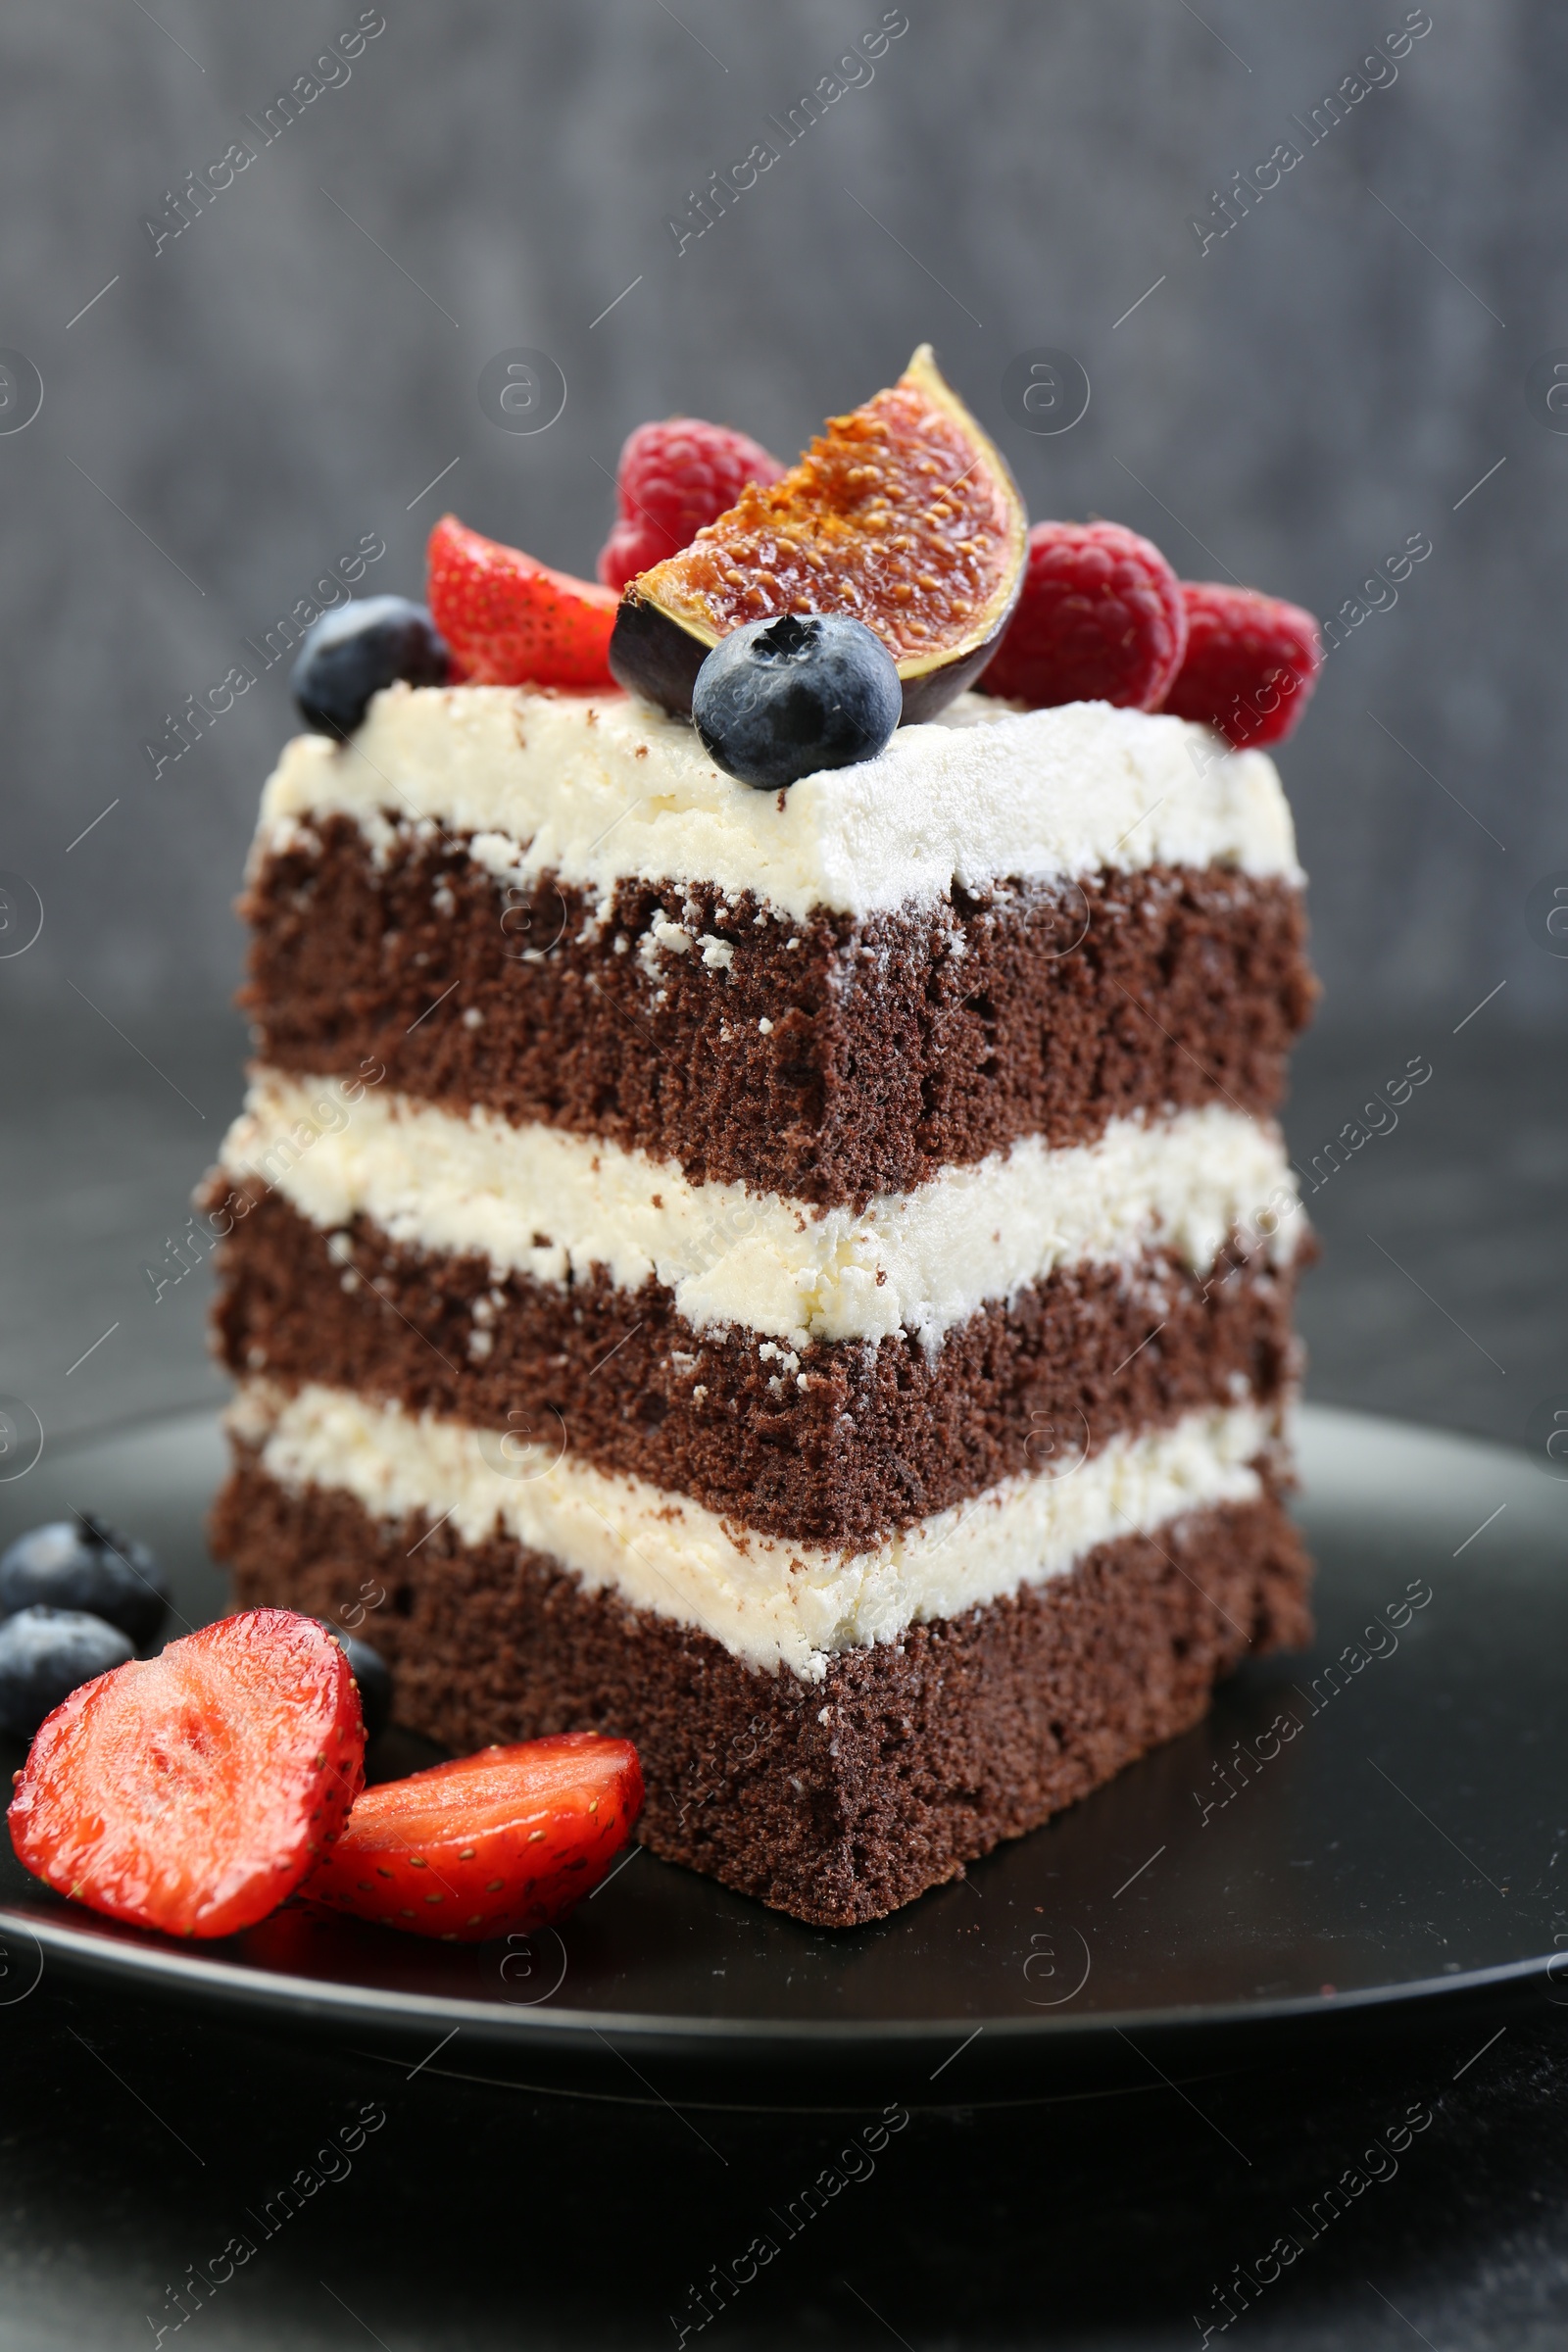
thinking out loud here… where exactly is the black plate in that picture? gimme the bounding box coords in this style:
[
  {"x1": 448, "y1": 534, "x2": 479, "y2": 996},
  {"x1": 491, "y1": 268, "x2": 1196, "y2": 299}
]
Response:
[{"x1": 1, "y1": 1404, "x2": 1563, "y2": 2109}]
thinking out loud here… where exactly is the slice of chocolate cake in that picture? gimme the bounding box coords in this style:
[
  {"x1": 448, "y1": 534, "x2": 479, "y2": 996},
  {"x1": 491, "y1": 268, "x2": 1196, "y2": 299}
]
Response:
[{"x1": 206, "y1": 679, "x2": 1315, "y2": 1927}]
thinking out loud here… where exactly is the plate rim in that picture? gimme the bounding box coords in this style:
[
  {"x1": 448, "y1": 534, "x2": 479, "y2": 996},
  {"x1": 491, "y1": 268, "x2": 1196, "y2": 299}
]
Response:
[{"x1": 2, "y1": 1895, "x2": 1556, "y2": 2051}]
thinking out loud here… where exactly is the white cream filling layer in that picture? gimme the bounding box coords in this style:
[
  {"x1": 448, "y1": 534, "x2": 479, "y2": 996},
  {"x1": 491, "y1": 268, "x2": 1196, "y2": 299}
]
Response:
[
  {"x1": 254, "y1": 685, "x2": 1301, "y2": 925},
  {"x1": 233, "y1": 1379, "x2": 1274, "y2": 1681},
  {"x1": 220, "y1": 1071, "x2": 1300, "y2": 1351}
]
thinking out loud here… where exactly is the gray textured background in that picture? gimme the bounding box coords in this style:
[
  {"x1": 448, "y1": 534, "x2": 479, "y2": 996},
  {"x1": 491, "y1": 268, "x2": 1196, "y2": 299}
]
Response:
[{"x1": 2, "y1": 0, "x2": 1564, "y2": 1024}]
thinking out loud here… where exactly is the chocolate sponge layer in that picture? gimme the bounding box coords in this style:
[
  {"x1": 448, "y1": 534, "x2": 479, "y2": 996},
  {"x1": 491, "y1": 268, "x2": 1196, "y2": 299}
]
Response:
[
  {"x1": 240, "y1": 815, "x2": 1315, "y2": 1209},
  {"x1": 207, "y1": 1186, "x2": 1303, "y2": 1546},
  {"x1": 215, "y1": 1455, "x2": 1311, "y2": 1928}
]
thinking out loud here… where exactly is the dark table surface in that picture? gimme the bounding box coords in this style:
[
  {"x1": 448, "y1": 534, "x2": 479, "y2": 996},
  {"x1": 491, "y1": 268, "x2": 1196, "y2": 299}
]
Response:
[{"x1": 1, "y1": 1004, "x2": 1564, "y2": 2350}]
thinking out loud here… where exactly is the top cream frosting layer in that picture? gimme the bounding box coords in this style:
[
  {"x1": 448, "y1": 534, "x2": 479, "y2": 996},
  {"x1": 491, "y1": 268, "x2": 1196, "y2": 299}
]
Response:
[{"x1": 254, "y1": 684, "x2": 1302, "y2": 924}]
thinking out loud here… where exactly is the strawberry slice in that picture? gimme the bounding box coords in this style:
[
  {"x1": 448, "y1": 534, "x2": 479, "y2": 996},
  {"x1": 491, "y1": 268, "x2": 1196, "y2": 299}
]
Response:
[
  {"x1": 7, "y1": 1610, "x2": 365, "y2": 1939},
  {"x1": 303, "y1": 1734, "x2": 643, "y2": 1941},
  {"x1": 426, "y1": 514, "x2": 618, "y2": 688}
]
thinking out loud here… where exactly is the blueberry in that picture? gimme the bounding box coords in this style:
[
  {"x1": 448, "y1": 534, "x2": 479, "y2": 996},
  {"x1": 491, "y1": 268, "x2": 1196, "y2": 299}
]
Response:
[
  {"x1": 0, "y1": 1517, "x2": 169, "y2": 1644},
  {"x1": 317, "y1": 1625, "x2": 393, "y2": 1740},
  {"x1": 692, "y1": 612, "x2": 902, "y2": 790},
  {"x1": 291, "y1": 596, "x2": 449, "y2": 739},
  {"x1": 0, "y1": 1608, "x2": 133, "y2": 1740}
]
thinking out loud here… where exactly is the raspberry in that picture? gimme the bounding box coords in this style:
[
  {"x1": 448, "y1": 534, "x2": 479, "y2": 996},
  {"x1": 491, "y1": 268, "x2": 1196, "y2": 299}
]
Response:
[
  {"x1": 1161, "y1": 583, "x2": 1322, "y2": 748},
  {"x1": 597, "y1": 417, "x2": 783, "y2": 592},
  {"x1": 976, "y1": 521, "x2": 1187, "y2": 711}
]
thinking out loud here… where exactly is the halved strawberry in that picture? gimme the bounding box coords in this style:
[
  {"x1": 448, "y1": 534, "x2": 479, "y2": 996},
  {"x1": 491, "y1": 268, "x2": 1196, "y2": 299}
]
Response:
[
  {"x1": 302, "y1": 1734, "x2": 643, "y2": 1941},
  {"x1": 426, "y1": 514, "x2": 618, "y2": 688},
  {"x1": 7, "y1": 1610, "x2": 365, "y2": 1939}
]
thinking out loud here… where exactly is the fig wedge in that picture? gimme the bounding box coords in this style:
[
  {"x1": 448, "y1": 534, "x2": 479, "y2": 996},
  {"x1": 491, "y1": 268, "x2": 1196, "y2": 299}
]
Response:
[{"x1": 610, "y1": 345, "x2": 1027, "y2": 724}]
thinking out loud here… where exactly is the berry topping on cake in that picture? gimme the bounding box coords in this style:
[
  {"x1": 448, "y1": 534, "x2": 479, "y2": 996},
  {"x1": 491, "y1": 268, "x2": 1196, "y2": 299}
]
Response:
[
  {"x1": 0, "y1": 1515, "x2": 169, "y2": 1643},
  {"x1": 291, "y1": 596, "x2": 450, "y2": 738},
  {"x1": 597, "y1": 417, "x2": 784, "y2": 593},
  {"x1": 976, "y1": 520, "x2": 1187, "y2": 711},
  {"x1": 0, "y1": 1608, "x2": 133, "y2": 1741},
  {"x1": 693, "y1": 612, "x2": 902, "y2": 789},
  {"x1": 302, "y1": 1733, "x2": 643, "y2": 1940},
  {"x1": 8, "y1": 1609, "x2": 366, "y2": 1939},
  {"x1": 610, "y1": 344, "x2": 1027, "y2": 722},
  {"x1": 1161, "y1": 582, "x2": 1322, "y2": 747},
  {"x1": 426, "y1": 515, "x2": 618, "y2": 689}
]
